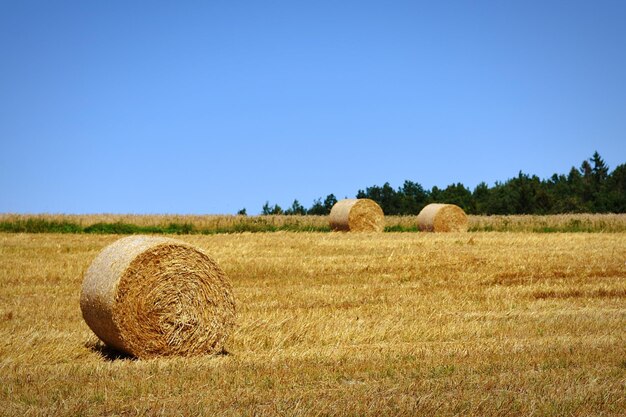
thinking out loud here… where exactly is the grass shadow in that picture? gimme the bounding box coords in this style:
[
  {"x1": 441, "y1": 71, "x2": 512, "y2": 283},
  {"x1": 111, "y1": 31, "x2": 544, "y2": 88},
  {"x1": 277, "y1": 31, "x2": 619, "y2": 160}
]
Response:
[
  {"x1": 215, "y1": 347, "x2": 231, "y2": 357},
  {"x1": 85, "y1": 340, "x2": 136, "y2": 362},
  {"x1": 85, "y1": 340, "x2": 232, "y2": 361}
]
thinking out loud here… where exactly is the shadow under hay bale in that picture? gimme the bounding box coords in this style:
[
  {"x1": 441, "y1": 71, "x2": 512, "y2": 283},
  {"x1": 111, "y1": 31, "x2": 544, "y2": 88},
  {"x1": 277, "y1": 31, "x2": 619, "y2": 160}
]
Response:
[
  {"x1": 80, "y1": 235, "x2": 236, "y2": 359},
  {"x1": 85, "y1": 339, "x2": 136, "y2": 361},
  {"x1": 329, "y1": 199, "x2": 385, "y2": 232}
]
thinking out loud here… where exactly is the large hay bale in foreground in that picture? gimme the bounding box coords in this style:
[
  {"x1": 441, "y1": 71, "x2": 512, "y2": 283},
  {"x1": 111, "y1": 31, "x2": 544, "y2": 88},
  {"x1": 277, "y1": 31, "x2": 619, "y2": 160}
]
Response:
[
  {"x1": 329, "y1": 198, "x2": 384, "y2": 232},
  {"x1": 80, "y1": 235, "x2": 236, "y2": 358},
  {"x1": 417, "y1": 203, "x2": 468, "y2": 232}
]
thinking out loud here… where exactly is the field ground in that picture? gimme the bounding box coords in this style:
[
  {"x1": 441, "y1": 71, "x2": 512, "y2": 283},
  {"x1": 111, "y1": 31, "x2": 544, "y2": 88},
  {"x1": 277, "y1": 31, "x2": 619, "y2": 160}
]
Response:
[{"x1": 1, "y1": 231, "x2": 625, "y2": 416}]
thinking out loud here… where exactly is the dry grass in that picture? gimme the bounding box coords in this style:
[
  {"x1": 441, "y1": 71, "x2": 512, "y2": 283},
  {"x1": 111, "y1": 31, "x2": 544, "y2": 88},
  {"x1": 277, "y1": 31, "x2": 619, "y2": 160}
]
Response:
[
  {"x1": 1, "y1": 213, "x2": 626, "y2": 233},
  {"x1": 466, "y1": 213, "x2": 626, "y2": 232},
  {"x1": 0, "y1": 213, "x2": 329, "y2": 230},
  {"x1": 0, "y1": 231, "x2": 625, "y2": 416}
]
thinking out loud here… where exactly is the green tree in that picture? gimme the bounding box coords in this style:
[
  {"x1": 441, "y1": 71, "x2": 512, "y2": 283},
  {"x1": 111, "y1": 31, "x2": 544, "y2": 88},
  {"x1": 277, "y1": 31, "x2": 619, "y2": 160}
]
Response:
[
  {"x1": 546, "y1": 173, "x2": 579, "y2": 213},
  {"x1": 562, "y1": 167, "x2": 587, "y2": 212},
  {"x1": 285, "y1": 199, "x2": 306, "y2": 215},
  {"x1": 271, "y1": 152, "x2": 623, "y2": 216},
  {"x1": 574, "y1": 152, "x2": 611, "y2": 212},
  {"x1": 323, "y1": 194, "x2": 337, "y2": 213},
  {"x1": 307, "y1": 198, "x2": 325, "y2": 215},
  {"x1": 437, "y1": 182, "x2": 474, "y2": 212},
  {"x1": 262, "y1": 202, "x2": 283, "y2": 215},
  {"x1": 591, "y1": 151, "x2": 609, "y2": 184},
  {"x1": 590, "y1": 151, "x2": 610, "y2": 211},
  {"x1": 307, "y1": 194, "x2": 337, "y2": 215},
  {"x1": 357, "y1": 183, "x2": 402, "y2": 214},
  {"x1": 579, "y1": 159, "x2": 595, "y2": 208},
  {"x1": 472, "y1": 182, "x2": 491, "y2": 214},
  {"x1": 429, "y1": 186, "x2": 442, "y2": 204},
  {"x1": 605, "y1": 163, "x2": 626, "y2": 212},
  {"x1": 399, "y1": 180, "x2": 428, "y2": 214},
  {"x1": 481, "y1": 181, "x2": 517, "y2": 214}
]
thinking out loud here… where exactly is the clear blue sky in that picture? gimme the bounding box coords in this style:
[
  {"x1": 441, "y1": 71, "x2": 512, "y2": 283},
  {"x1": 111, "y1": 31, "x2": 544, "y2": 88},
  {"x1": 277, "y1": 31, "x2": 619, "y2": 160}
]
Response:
[{"x1": 1, "y1": 1, "x2": 625, "y2": 214}]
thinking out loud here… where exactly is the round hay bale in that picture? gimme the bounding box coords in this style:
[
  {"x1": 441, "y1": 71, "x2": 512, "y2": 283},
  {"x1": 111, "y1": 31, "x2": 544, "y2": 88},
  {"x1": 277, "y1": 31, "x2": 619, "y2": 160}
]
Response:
[
  {"x1": 417, "y1": 203, "x2": 468, "y2": 232},
  {"x1": 80, "y1": 235, "x2": 236, "y2": 358},
  {"x1": 329, "y1": 198, "x2": 384, "y2": 232}
]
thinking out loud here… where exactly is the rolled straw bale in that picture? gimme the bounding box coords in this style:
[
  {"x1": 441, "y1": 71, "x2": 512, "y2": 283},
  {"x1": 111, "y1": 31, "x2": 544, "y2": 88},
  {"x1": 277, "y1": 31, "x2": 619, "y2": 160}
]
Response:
[
  {"x1": 417, "y1": 203, "x2": 468, "y2": 232},
  {"x1": 329, "y1": 198, "x2": 384, "y2": 232},
  {"x1": 80, "y1": 235, "x2": 235, "y2": 358}
]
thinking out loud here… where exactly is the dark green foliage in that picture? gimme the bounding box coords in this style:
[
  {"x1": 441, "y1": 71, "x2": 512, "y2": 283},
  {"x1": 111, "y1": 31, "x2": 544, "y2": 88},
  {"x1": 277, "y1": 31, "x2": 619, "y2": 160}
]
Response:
[
  {"x1": 472, "y1": 182, "x2": 491, "y2": 214},
  {"x1": 164, "y1": 223, "x2": 195, "y2": 234},
  {"x1": 284, "y1": 200, "x2": 306, "y2": 215},
  {"x1": 344, "y1": 152, "x2": 624, "y2": 215},
  {"x1": 83, "y1": 222, "x2": 143, "y2": 234},
  {"x1": 262, "y1": 202, "x2": 283, "y2": 215},
  {"x1": 357, "y1": 182, "x2": 405, "y2": 214},
  {"x1": 605, "y1": 164, "x2": 626, "y2": 212},
  {"x1": 399, "y1": 181, "x2": 429, "y2": 214},
  {"x1": 0, "y1": 219, "x2": 82, "y2": 233},
  {"x1": 306, "y1": 194, "x2": 338, "y2": 215},
  {"x1": 323, "y1": 194, "x2": 338, "y2": 213},
  {"x1": 436, "y1": 183, "x2": 474, "y2": 213},
  {"x1": 80, "y1": 222, "x2": 196, "y2": 234},
  {"x1": 307, "y1": 198, "x2": 326, "y2": 215},
  {"x1": 277, "y1": 152, "x2": 623, "y2": 216},
  {"x1": 384, "y1": 224, "x2": 420, "y2": 232}
]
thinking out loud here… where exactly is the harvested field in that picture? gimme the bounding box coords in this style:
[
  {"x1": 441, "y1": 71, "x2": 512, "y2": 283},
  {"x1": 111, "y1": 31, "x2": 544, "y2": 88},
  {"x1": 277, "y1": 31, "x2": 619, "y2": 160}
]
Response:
[{"x1": 0, "y1": 231, "x2": 625, "y2": 416}]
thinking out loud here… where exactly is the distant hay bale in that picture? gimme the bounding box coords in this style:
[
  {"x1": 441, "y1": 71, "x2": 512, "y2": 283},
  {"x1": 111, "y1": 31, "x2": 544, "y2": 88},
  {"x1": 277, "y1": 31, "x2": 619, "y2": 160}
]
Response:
[
  {"x1": 417, "y1": 203, "x2": 468, "y2": 232},
  {"x1": 80, "y1": 235, "x2": 236, "y2": 358},
  {"x1": 329, "y1": 199, "x2": 384, "y2": 232}
]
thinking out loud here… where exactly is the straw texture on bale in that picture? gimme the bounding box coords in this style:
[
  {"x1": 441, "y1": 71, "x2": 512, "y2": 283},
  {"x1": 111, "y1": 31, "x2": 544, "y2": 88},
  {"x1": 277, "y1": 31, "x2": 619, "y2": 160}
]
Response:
[
  {"x1": 417, "y1": 203, "x2": 468, "y2": 232},
  {"x1": 80, "y1": 235, "x2": 236, "y2": 358},
  {"x1": 329, "y1": 198, "x2": 385, "y2": 232}
]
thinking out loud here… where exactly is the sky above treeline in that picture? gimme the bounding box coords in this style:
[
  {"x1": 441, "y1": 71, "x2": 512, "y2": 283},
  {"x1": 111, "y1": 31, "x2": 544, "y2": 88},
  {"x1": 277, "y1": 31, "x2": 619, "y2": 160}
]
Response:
[{"x1": 1, "y1": 1, "x2": 625, "y2": 214}]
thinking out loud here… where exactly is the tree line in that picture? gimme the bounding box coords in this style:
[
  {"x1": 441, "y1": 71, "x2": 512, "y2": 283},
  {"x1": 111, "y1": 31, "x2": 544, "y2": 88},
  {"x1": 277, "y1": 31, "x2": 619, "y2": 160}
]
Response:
[{"x1": 251, "y1": 152, "x2": 625, "y2": 216}]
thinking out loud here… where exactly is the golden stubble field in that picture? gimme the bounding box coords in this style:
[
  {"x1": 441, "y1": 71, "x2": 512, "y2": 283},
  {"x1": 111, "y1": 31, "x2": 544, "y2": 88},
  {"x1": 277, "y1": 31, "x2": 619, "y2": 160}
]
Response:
[{"x1": 1, "y1": 231, "x2": 625, "y2": 416}]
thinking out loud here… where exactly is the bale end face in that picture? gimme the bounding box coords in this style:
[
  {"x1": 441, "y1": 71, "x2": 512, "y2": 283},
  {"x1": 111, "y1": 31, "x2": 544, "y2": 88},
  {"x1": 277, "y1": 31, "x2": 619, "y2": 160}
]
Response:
[
  {"x1": 329, "y1": 199, "x2": 384, "y2": 232},
  {"x1": 417, "y1": 203, "x2": 468, "y2": 232}
]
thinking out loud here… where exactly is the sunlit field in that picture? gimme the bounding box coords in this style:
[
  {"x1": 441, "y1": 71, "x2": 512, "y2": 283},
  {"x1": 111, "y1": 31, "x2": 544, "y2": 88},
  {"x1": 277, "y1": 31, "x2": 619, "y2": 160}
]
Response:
[{"x1": 1, "y1": 224, "x2": 625, "y2": 415}]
